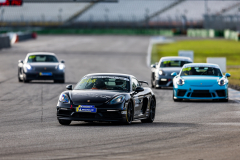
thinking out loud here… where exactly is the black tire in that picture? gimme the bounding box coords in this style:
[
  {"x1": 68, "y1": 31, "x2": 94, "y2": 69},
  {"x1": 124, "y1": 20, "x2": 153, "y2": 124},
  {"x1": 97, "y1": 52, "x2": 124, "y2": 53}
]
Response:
[
  {"x1": 141, "y1": 98, "x2": 156, "y2": 123},
  {"x1": 58, "y1": 119, "x2": 71, "y2": 125},
  {"x1": 173, "y1": 92, "x2": 182, "y2": 102},
  {"x1": 154, "y1": 80, "x2": 161, "y2": 89},
  {"x1": 151, "y1": 78, "x2": 154, "y2": 88},
  {"x1": 125, "y1": 102, "x2": 134, "y2": 125},
  {"x1": 23, "y1": 74, "x2": 30, "y2": 83},
  {"x1": 18, "y1": 71, "x2": 23, "y2": 82},
  {"x1": 154, "y1": 81, "x2": 161, "y2": 89}
]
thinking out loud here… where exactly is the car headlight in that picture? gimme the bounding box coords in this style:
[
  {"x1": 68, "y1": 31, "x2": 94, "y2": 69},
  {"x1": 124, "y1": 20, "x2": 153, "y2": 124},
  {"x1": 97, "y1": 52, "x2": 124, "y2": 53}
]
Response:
[
  {"x1": 58, "y1": 64, "x2": 64, "y2": 70},
  {"x1": 108, "y1": 95, "x2": 125, "y2": 105},
  {"x1": 218, "y1": 78, "x2": 228, "y2": 86},
  {"x1": 59, "y1": 93, "x2": 70, "y2": 103},
  {"x1": 25, "y1": 64, "x2": 32, "y2": 70},
  {"x1": 177, "y1": 78, "x2": 185, "y2": 85},
  {"x1": 159, "y1": 70, "x2": 164, "y2": 75}
]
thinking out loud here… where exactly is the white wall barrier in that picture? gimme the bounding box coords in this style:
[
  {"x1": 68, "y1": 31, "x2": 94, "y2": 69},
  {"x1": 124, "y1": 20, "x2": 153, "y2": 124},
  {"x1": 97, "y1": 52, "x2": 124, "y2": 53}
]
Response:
[
  {"x1": 207, "y1": 57, "x2": 226, "y2": 73},
  {"x1": 178, "y1": 50, "x2": 194, "y2": 62}
]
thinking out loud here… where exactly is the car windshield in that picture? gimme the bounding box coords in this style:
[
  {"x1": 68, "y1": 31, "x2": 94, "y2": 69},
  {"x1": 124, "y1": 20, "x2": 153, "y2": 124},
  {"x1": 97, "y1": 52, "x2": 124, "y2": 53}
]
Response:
[
  {"x1": 180, "y1": 66, "x2": 222, "y2": 76},
  {"x1": 160, "y1": 60, "x2": 191, "y2": 67},
  {"x1": 74, "y1": 76, "x2": 130, "y2": 91},
  {"x1": 27, "y1": 55, "x2": 58, "y2": 63}
]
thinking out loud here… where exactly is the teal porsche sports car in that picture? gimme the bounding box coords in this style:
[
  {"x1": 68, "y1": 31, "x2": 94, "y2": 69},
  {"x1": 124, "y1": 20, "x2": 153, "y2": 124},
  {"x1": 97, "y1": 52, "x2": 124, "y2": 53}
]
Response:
[{"x1": 172, "y1": 63, "x2": 230, "y2": 102}]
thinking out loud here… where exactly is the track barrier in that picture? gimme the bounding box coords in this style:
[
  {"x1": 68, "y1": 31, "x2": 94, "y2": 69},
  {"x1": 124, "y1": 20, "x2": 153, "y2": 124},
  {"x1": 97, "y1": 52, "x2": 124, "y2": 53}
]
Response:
[
  {"x1": 187, "y1": 29, "x2": 223, "y2": 38},
  {"x1": 0, "y1": 35, "x2": 11, "y2": 50}
]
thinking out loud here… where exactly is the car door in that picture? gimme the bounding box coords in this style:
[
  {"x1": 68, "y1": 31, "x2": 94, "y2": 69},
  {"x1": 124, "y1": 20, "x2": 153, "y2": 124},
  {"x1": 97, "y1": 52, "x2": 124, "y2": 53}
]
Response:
[{"x1": 131, "y1": 78, "x2": 144, "y2": 118}]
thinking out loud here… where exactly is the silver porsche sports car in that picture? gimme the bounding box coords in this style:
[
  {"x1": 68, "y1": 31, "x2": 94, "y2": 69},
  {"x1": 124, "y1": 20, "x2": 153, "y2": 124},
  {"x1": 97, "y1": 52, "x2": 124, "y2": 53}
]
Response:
[
  {"x1": 151, "y1": 56, "x2": 192, "y2": 89},
  {"x1": 18, "y1": 52, "x2": 65, "y2": 83}
]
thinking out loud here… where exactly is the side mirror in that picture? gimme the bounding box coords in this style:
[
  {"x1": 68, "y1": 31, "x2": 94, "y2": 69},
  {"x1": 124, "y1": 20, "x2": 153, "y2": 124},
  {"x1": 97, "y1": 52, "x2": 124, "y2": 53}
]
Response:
[
  {"x1": 151, "y1": 64, "x2": 156, "y2": 68},
  {"x1": 135, "y1": 87, "x2": 144, "y2": 92},
  {"x1": 66, "y1": 85, "x2": 72, "y2": 90},
  {"x1": 61, "y1": 60, "x2": 65, "y2": 63},
  {"x1": 225, "y1": 73, "x2": 231, "y2": 77},
  {"x1": 171, "y1": 72, "x2": 177, "y2": 77},
  {"x1": 18, "y1": 60, "x2": 23, "y2": 63}
]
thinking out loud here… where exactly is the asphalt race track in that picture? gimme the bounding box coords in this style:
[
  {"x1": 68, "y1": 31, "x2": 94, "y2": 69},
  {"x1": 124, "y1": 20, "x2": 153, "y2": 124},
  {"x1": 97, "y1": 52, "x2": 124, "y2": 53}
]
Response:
[{"x1": 0, "y1": 35, "x2": 240, "y2": 160}]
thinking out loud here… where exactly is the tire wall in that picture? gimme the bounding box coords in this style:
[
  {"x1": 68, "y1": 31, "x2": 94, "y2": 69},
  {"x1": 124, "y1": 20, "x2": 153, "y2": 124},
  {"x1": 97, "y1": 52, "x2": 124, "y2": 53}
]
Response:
[{"x1": 0, "y1": 35, "x2": 11, "y2": 50}]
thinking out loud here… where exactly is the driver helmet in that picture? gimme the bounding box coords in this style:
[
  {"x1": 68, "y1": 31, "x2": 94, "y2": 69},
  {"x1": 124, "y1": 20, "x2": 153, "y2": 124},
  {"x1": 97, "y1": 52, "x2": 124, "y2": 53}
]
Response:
[{"x1": 94, "y1": 79, "x2": 105, "y2": 88}]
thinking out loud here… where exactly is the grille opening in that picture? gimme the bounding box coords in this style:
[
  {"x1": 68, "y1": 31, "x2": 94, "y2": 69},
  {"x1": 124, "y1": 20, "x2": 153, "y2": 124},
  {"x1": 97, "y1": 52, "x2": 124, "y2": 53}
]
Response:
[
  {"x1": 177, "y1": 89, "x2": 187, "y2": 96},
  {"x1": 74, "y1": 113, "x2": 96, "y2": 118},
  {"x1": 191, "y1": 90, "x2": 212, "y2": 97},
  {"x1": 187, "y1": 93, "x2": 191, "y2": 97},
  {"x1": 193, "y1": 90, "x2": 209, "y2": 93},
  {"x1": 216, "y1": 90, "x2": 226, "y2": 97},
  {"x1": 102, "y1": 112, "x2": 122, "y2": 118},
  {"x1": 58, "y1": 110, "x2": 72, "y2": 115},
  {"x1": 159, "y1": 81, "x2": 168, "y2": 85}
]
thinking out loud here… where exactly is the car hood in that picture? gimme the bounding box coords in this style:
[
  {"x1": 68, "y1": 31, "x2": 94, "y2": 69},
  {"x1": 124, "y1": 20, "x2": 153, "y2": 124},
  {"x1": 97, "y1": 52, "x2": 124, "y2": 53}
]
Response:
[
  {"x1": 161, "y1": 67, "x2": 182, "y2": 75},
  {"x1": 70, "y1": 90, "x2": 121, "y2": 105},
  {"x1": 181, "y1": 76, "x2": 221, "y2": 85}
]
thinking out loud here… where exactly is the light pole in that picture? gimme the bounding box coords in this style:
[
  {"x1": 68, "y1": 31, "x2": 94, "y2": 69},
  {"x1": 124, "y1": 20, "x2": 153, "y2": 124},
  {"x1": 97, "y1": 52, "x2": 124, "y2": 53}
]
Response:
[
  {"x1": 58, "y1": 8, "x2": 62, "y2": 22},
  {"x1": 1, "y1": 8, "x2": 4, "y2": 22}
]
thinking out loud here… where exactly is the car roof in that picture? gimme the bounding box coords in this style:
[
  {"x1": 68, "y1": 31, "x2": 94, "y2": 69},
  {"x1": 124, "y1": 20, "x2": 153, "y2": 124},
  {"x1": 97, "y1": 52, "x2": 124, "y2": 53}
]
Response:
[
  {"x1": 27, "y1": 52, "x2": 56, "y2": 56},
  {"x1": 85, "y1": 73, "x2": 133, "y2": 78},
  {"x1": 160, "y1": 56, "x2": 192, "y2": 61},
  {"x1": 183, "y1": 63, "x2": 220, "y2": 68}
]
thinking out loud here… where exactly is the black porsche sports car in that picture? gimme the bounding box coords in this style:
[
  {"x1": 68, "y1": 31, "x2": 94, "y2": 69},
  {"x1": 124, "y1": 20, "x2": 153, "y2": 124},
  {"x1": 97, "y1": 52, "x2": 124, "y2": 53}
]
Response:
[
  {"x1": 57, "y1": 73, "x2": 156, "y2": 125},
  {"x1": 18, "y1": 52, "x2": 65, "y2": 83}
]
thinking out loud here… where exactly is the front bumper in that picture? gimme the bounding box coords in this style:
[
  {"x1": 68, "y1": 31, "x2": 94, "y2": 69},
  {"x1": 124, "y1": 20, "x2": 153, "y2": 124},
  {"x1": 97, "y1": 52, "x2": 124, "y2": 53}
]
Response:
[
  {"x1": 173, "y1": 84, "x2": 228, "y2": 100},
  {"x1": 155, "y1": 76, "x2": 173, "y2": 87},
  {"x1": 57, "y1": 102, "x2": 127, "y2": 122},
  {"x1": 25, "y1": 71, "x2": 64, "y2": 80}
]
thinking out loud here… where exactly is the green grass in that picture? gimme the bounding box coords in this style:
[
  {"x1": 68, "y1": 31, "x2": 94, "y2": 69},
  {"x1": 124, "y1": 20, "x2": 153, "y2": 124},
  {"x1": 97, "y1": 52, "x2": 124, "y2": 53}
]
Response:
[{"x1": 152, "y1": 39, "x2": 240, "y2": 86}]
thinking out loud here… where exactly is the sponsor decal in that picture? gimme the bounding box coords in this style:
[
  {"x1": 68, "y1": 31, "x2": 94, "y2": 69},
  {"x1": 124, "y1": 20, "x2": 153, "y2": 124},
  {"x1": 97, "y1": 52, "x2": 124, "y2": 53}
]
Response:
[
  {"x1": 76, "y1": 105, "x2": 96, "y2": 113},
  {"x1": 182, "y1": 67, "x2": 192, "y2": 71},
  {"x1": 184, "y1": 65, "x2": 219, "y2": 69},
  {"x1": 85, "y1": 76, "x2": 130, "y2": 81},
  {"x1": 121, "y1": 111, "x2": 127, "y2": 114},
  {"x1": 28, "y1": 55, "x2": 36, "y2": 59},
  {"x1": 162, "y1": 59, "x2": 186, "y2": 62}
]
